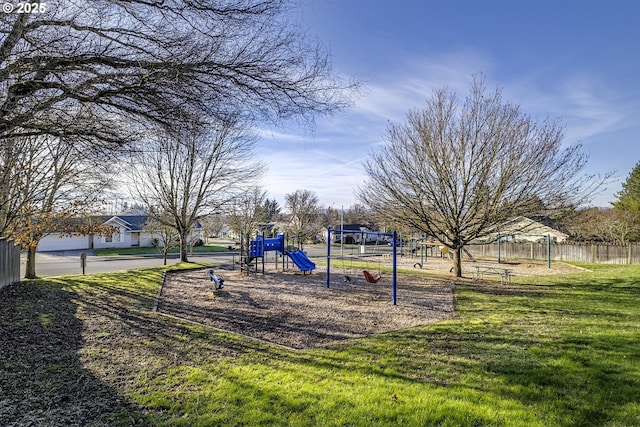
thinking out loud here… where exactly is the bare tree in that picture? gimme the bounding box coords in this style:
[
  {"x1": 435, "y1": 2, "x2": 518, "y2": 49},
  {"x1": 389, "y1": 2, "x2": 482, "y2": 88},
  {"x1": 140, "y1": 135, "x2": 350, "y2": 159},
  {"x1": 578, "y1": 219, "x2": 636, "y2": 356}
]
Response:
[
  {"x1": 143, "y1": 213, "x2": 180, "y2": 265},
  {"x1": 594, "y1": 210, "x2": 638, "y2": 244},
  {"x1": 358, "y1": 75, "x2": 605, "y2": 277},
  {"x1": 4, "y1": 135, "x2": 112, "y2": 278},
  {"x1": 343, "y1": 203, "x2": 371, "y2": 225},
  {"x1": 321, "y1": 205, "x2": 342, "y2": 228},
  {"x1": 199, "y1": 213, "x2": 227, "y2": 242},
  {"x1": 131, "y1": 117, "x2": 260, "y2": 262},
  {"x1": 558, "y1": 208, "x2": 607, "y2": 242},
  {"x1": 0, "y1": 0, "x2": 353, "y2": 148},
  {"x1": 284, "y1": 189, "x2": 322, "y2": 250},
  {"x1": 1, "y1": 136, "x2": 32, "y2": 235},
  {"x1": 226, "y1": 187, "x2": 269, "y2": 257}
]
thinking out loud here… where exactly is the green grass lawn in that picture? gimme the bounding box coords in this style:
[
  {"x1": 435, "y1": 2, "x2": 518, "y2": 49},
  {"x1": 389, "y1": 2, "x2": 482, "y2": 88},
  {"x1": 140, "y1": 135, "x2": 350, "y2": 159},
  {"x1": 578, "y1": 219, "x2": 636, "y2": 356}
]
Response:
[
  {"x1": 95, "y1": 244, "x2": 232, "y2": 256},
  {"x1": 1, "y1": 262, "x2": 638, "y2": 426}
]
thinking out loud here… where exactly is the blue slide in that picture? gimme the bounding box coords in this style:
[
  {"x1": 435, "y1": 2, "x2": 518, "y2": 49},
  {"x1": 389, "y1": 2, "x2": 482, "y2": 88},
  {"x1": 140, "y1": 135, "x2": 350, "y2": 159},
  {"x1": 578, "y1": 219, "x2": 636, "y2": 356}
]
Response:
[{"x1": 286, "y1": 250, "x2": 316, "y2": 272}]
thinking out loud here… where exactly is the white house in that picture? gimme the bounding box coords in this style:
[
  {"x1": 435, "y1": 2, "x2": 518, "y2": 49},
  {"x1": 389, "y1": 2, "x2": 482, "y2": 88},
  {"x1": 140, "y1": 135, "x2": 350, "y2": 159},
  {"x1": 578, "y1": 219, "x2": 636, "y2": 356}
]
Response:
[
  {"x1": 92, "y1": 215, "x2": 154, "y2": 249},
  {"x1": 36, "y1": 233, "x2": 94, "y2": 252},
  {"x1": 478, "y1": 216, "x2": 569, "y2": 244},
  {"x1": 36, "y1": 215, "x2": 203, "y2": 252}
]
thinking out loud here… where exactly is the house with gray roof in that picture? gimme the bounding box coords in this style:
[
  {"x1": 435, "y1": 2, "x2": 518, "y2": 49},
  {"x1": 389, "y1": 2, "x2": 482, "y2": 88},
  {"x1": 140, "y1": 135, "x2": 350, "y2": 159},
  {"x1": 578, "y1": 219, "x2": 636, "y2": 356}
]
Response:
[{"x1": 36, "y1": 214, "x2": 203, "y2": 252}]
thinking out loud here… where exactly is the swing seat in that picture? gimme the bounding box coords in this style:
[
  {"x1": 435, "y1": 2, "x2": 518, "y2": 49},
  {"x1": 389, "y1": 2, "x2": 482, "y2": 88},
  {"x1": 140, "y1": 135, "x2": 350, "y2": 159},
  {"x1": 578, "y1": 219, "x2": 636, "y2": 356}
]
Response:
[{"x1": 362, "y1": 270, "x2": 382, "y2": 284}]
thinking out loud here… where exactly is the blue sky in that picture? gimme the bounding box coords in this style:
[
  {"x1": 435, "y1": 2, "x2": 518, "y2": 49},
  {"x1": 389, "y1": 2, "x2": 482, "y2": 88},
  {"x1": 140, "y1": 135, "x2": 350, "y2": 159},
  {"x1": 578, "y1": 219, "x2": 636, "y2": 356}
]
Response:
[{"x1": 258, "y1": 0, "x2": 640, "y2": 209}]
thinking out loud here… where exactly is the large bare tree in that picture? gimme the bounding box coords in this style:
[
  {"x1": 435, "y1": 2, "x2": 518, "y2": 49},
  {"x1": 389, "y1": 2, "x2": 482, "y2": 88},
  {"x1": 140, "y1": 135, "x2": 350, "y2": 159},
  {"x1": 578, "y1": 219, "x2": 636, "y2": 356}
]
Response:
[
  {"x1": 1, "y1": 0, "x2": 355, "y2": 263},
  {"x1": 357, "y1": 75, "x2": 604, "y2": 277},
  {"x1": 562, "y1": 207, "x2": 638, "y2": 244},
  {"x1": 284, "y1": 189, "x2": 322, "y2": 250},
  {"x1": 3, "y1": 135, "x2": 112, "y2": 278},
  {"x1": 0, "y1": 0, "x2": 353, "y2": 146},
  {"x1": 226, "y1": 186, "x2": 269, "y2": 258},
  {"x1": 1, "y1": 136, "x2": 32, "y2": 235},
  {"x1": 131, "y1": 117, "x2": 261, "y2": 262}
]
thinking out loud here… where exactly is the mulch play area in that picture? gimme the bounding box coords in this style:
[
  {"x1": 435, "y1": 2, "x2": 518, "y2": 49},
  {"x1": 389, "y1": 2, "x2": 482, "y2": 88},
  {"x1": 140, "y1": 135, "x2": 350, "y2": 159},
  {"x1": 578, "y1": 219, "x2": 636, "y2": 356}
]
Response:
[
  {"x1": 155, "y1": 256, "x2": 580, "y2": 349},
  {"x1": 156, "y1": 267, "x2": 455, "y2": 349},
  {"x1": 158, "y1": 259, "x2": 576, "y2": 349}
]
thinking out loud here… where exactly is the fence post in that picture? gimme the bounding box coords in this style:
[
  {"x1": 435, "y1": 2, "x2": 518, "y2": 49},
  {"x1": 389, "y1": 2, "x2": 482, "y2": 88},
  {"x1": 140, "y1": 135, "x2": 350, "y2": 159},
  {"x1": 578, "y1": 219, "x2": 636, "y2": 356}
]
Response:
[{"x1": 1, "y1": 238, "x2": 21, "y2": 290}]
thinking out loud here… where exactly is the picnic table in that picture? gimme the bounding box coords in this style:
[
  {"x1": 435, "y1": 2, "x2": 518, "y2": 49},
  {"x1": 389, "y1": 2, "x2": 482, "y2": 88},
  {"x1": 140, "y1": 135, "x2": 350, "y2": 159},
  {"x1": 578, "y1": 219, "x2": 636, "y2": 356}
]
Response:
[{"x1": 473, "y1": 265, "x2": 513, "y2": 284}]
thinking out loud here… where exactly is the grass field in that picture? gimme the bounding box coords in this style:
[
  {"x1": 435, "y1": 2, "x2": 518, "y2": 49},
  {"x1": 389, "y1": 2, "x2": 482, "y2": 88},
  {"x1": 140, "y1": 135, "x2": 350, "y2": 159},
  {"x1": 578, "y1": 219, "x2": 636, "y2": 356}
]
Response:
[{"x1": 0, "y1": 262, "x2": 638, "y2": 426}]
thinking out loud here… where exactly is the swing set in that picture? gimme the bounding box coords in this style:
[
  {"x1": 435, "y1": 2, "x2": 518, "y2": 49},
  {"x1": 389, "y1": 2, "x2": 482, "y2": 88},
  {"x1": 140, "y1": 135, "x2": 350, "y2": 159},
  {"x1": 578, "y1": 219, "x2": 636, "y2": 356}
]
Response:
[
  {"x1": 362, "y1": 270, "x2": 382, "y2": 284},
  {"x1": 337, "y1": 236, "x2": 385, "y2": 283},
  {"x1": 326, "y1": 227, "x2": 398, "y2": 305}
]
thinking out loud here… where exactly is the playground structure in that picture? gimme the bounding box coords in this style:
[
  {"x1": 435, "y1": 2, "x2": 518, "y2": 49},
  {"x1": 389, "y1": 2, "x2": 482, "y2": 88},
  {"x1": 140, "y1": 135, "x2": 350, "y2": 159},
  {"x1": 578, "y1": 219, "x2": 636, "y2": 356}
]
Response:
[
  {"x1": 327, "y1": 227, "x2": 398, "y2": 305},
  {"x1": 243, "y1": 233, "x2": 316, "y2": 274}
]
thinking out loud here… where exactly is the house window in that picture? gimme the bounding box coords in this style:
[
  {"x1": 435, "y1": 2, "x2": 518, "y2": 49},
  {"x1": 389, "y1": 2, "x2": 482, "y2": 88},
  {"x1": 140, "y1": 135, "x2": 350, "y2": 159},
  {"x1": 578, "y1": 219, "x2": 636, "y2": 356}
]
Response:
[{"x1": 104, "y1": 232, "x2": 122, "y2": 243}]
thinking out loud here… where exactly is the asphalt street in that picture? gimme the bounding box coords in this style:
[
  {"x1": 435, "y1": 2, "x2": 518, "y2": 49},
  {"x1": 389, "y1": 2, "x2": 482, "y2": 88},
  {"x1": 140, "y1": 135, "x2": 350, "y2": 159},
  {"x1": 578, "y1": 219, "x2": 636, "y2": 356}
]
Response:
[
  {"x1": 21, "y1": 251, "x2": 240, "y2": 278},
  {"x1": 21, "y1": 244, "x2": 370, "y2": 278}
]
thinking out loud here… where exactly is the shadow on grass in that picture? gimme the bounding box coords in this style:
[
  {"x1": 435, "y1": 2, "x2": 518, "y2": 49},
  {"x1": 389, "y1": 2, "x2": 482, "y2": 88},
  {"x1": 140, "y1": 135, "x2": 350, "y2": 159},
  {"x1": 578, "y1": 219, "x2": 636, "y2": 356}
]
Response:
[
  {"x1": 3, "y1": 265, "x2": 637, "y2": 426},
  {"x1": 0, "y1": 280, "x2": 149, "y2": 426},
  {"x1": 287, "y1": 272, "x2": 640, "y2": 426}
]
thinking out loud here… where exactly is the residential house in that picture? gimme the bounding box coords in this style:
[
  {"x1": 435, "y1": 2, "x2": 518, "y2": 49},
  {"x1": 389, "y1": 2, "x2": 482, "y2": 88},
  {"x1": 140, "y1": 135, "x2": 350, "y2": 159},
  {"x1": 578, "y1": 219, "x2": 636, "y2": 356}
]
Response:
[
  {"x1": 93, "y1": 215, "x2": 154, "y2": 249},
  {"x1": 36, "y1": 214, "x2": 203, "y2": 252},
  {"x1": 477, "y1": 216, "x2": 569, "y2": 244},
  {"x1": 332, "y1": 224, "x2": 381, "y2": 244}
]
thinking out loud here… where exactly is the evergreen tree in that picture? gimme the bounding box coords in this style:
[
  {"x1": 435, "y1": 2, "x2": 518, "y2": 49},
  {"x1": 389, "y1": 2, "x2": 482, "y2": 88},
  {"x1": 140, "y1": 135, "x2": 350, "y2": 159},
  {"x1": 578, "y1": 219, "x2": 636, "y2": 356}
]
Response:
[
  {"x1": 612, "y1": 161, "x2": 640, "y2": 242},
  {"x1": 262, "y1": 199, "x2": 282, "y2": 223},
  {"x1": 614, "y1": 161, "x2": 640, "y2": 211}
]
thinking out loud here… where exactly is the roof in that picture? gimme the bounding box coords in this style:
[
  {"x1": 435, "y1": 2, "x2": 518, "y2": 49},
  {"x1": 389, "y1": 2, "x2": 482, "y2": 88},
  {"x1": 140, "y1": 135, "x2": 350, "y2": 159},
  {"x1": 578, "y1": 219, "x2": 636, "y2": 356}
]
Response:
[
  {"x1": 336, "y1": 224, "x2": 372, "y2": 232},
  {"x1": 103, "y1": 215, "x2": 202, "y2": 231},
  {"x1": 481, "y1": 216, "x2": 569, "y2": 242},
  {"x1": 104, "y1": 215, "x2": 148, "y2": 231}
]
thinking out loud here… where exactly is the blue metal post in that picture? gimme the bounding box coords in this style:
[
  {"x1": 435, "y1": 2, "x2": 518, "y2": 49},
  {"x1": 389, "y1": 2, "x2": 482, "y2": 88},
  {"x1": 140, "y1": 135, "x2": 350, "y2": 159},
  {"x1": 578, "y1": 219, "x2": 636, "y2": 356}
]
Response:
[
  {"x1": 326, "y1": 227, "x2": 331, "y2": 288},
  {"x1": 392, "y1": 230, "x2": 397, "y2": 305},
  {"x1": 261, "y1": 233, "x2": 265, "y2": 273}
]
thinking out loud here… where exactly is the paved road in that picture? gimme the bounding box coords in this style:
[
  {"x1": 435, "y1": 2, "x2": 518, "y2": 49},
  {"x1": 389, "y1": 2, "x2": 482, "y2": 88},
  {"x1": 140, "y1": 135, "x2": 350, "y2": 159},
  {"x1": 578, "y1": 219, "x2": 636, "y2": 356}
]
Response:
[
  {"x1": 21, "y1": 251, "x2": 240, "y2": 278},
  {"x1": 21, "y1": 244, "x2": 343, "y2": 278}
]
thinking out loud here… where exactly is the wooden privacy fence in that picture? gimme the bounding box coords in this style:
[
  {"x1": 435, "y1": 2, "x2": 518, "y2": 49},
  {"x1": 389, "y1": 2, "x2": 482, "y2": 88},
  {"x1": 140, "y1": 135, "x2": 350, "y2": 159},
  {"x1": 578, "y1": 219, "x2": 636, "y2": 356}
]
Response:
[
  {"x1": 0, "y1": 238, "x2": 21, "y2": 289},
  {"x1": 466, "y1": 242, "x2": 640, "y2": 265}
]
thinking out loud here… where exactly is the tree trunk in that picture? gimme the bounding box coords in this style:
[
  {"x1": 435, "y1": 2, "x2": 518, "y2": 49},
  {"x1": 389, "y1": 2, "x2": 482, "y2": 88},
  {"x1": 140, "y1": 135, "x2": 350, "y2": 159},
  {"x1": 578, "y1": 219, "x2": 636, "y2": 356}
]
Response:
[
  {"x1": 243, "y1": 234, "x2": 250, "y2": 260},
  {"x1": 453, "y1": 247, "x2": 463, "y2": 278},
  {"x1": 179, "y1": 231, "x2": 189, "y2": 263},
  {"x1": 25, "y1": 244, "x2": 37, "y2": 279}
]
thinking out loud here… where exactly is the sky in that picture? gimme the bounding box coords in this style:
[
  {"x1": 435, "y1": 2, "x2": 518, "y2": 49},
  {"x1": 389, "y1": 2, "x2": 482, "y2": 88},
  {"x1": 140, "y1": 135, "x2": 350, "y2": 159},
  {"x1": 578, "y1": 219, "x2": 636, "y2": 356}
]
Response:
[{"x1": 257, "y1": 0, "x2": 640, "y2": 210}]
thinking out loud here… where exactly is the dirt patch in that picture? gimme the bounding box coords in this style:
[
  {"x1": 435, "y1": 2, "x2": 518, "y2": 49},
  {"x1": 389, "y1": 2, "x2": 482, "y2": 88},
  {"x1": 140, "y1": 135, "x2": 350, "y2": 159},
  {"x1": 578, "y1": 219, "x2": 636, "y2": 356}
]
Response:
[{"x1": 157, "y1": 267, "x2": 455, "y2": 349}]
